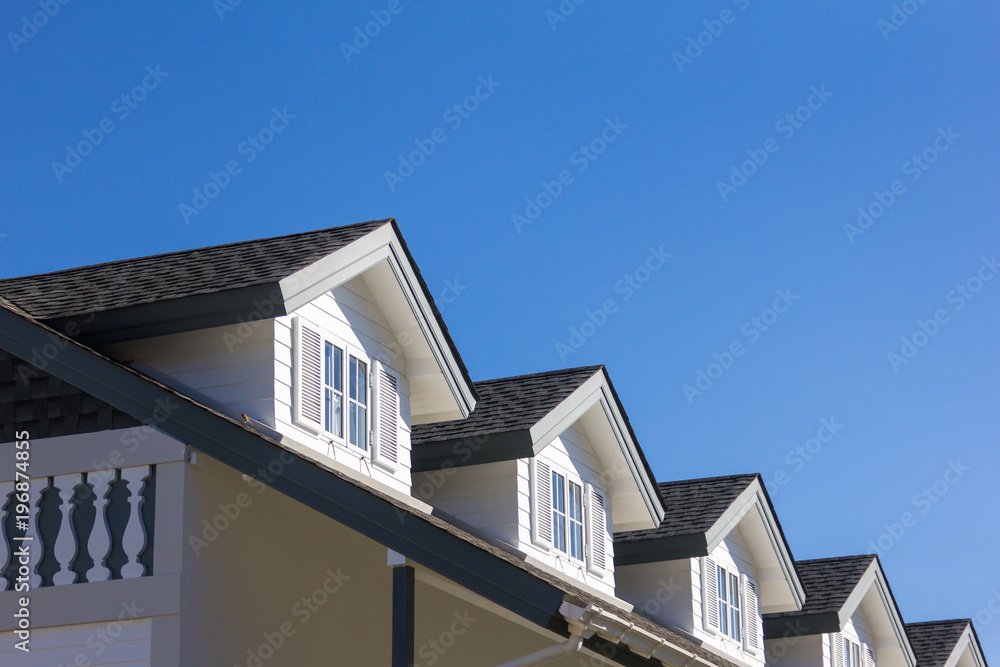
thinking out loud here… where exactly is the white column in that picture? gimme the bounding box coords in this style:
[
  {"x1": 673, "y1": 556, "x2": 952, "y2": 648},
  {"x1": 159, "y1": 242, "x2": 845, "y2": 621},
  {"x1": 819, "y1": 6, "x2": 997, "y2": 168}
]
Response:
[
  {"x1": 52, "y1": 474, "x2": 82, "y2": 586},
  {"x1": 24, "y1": 478, "x2": 46, "y2": 589},
  {"x1": 120, "y1": 466, "x2": 149, "y2": 579},
  {"x1": 0, "y1": 481, "x2": 12, "y2": 592},
  {"x1": 87, "y1": 470, "x2": 113, "y2": 582}
]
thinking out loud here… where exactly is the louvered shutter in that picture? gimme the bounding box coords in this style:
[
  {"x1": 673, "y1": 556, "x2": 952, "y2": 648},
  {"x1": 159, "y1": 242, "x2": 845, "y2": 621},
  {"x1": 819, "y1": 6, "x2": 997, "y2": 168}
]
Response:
[
  {"x1": 292, "y1": 317, "x2": 323, "y2": 432},
  {"x1": 586, "y1": 484, "x2": 607, "y2": 575},
  {"x1": 863, "y1": 643, "x2": 876, "y2": 667},
  {"x1": 371, "y1": 360, "x2": 400, "y2": 470},
  {"x1": 702, "y1": 557, "x2": 720, "y2": 634},
  {"x1": 743, "y1": 574, "x2": 761, "y2": 654},
  {"x1": 832, "y1": 633, "x2": 845, "y2": 667},
  {"x1": 530, "y1": 459, "x2": 554, "y2": 548}
]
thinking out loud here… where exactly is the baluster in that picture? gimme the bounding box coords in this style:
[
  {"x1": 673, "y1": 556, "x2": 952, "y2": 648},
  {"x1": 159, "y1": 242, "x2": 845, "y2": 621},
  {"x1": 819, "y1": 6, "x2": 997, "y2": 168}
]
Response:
[
  {"x1": 120, "y1": 467, "x2": 149, "y2": 579},
  {"x1": 24, "y1": 478, "x2": 46, "y2": 588},
  {"x1": 86, "y1": 470, "x2": 113, "y2": 582},
  {"x1": 0, "y1": 481, "x2": 12, "y2": 591},
  {"x1": 52, "y1": 474, "x2": 81, "y2": 586}
]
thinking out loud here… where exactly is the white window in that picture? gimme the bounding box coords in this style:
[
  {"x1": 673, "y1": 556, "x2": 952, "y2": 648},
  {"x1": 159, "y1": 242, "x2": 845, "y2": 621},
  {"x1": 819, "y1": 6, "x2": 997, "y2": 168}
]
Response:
[
  {"x1": 323, "y1": 342, "x2": 344, "y2": 438},
  {"x1": 846, "y1": 639, "x2": 861, "y2": 667},
  {"x1": 348, "y1": 355, "x2": 368, "y2": 450},
  {"x1": 717, "y1": 565, "x2": 742, "y2": 642},
  {"x1": 531, "y1": 460, "x2": 606, "y2": 573}
]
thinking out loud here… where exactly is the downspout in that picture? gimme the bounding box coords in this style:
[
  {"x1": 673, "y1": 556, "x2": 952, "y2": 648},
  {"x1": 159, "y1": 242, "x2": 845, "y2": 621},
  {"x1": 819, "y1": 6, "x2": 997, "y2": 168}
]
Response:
[{"x1": 494, "y1": 602, "x2": 589, "y2": 667}]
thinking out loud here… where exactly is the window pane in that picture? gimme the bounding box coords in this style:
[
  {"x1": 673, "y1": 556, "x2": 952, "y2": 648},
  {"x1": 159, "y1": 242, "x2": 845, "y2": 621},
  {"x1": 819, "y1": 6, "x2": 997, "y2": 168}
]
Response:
[
  {"x1": 569, "y1": 482, "x2": 583, "y2": 560},
  {"x1": 718, "y1": 567, "x2": 728, "y2": 635},
  {"x1": 333, "y1": 347, "x2": 342, "y2": 391},
  {"x1": 324, "y1": 388, "x2": 333, "y2": 433},
  {"x1": 333, "y1": 394, "x2": 343, "y2": 437},
  {"x1": 358, "y1": 406, "x2": 367, "y2": 450},
  {"x1": 349, "y1": 357, "x2": 358, "y2": 400},
  {"x1": 552, "y1": 472, "x2": 566, "y2": 553}
]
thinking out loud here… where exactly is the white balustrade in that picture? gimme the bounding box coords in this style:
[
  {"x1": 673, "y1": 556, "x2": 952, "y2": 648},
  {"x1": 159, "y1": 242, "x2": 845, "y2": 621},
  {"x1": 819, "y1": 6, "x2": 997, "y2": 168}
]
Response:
[
  {"x1": 120, "y1": 466, "x2": 149, "y2": 579},
  {"x1": 86, "y1": 470, "x2": 113, "y2": 582},
  {"x1": 52, "y1": 473, "x2": 82, "y2": 586},
  {"x1": 24, "y1": 478, "x2": 45, "y2": 589}
]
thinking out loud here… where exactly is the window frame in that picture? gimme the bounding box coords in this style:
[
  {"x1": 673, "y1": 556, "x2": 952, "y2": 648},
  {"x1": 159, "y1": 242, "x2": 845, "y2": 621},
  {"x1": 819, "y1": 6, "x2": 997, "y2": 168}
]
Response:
[
  {"x1": 316, "y1": 334, "x2": 371, "y2": 456},
  {"x1": 715, "y1": 563, "x2": 743, "y2": 644},
  {"x1": 323, "y1": 341, "x2": 344, "y2": 439},
  {"x1": 547, "y1": 464, "x2": 588, "y2": 564}
]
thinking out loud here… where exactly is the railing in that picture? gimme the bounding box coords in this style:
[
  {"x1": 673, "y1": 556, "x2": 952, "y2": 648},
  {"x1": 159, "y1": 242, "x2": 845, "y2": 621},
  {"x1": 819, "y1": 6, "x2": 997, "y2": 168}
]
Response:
[{"x1": 0, "y1": 465, "x2": 156, "y2": 590}]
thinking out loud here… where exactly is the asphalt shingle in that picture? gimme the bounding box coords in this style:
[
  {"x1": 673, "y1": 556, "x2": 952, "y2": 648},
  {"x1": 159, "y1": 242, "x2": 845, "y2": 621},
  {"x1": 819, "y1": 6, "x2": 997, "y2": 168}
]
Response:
[
  {"x1": 767, "y1": 555, "x2": 875, "y2": 617},
  {"x1": 907, "y1": 620, "x2": 971, "y2": 667}
]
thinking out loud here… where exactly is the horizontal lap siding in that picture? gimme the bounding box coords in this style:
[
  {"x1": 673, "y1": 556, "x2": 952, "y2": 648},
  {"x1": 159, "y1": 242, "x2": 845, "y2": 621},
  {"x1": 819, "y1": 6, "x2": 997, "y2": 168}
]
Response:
[
  {"x1": 277, "y1": 281, "x2": 412, "y2": 493},
  {"x1": 615, "y1": 559, "x2": 695, "y2": 625},
  {"x1": 0, "y1": 618, "x2": 151, "y2": 666},
  {"x1": 413, "y1": 461, "x2": 520, "y2": 546}
]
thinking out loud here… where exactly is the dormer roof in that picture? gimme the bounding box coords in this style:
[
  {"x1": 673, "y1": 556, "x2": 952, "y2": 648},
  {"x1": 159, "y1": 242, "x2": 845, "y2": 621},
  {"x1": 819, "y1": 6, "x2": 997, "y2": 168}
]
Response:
[
  {"x1": 615, "y1": 474, "x2": 805, "y2": 613},
  {"x1": 907, "y1": 620, "x2": 988, "y2": 667},
  {"x1": 411, "y1": 366, "x2": 664, "y2": 531}
]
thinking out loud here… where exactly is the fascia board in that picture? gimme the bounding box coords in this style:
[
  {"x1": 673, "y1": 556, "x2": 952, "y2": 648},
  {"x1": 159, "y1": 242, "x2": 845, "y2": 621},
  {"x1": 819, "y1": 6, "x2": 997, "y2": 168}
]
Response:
[
  {"x1": 279, "y1": 223, "x2": 476, "y2": 418},
  {"x1": 409, "y1": 430, "x2": 535, "y2": 472},
  {"x1": 613, "y1": 534, "x2": 709, "y2": 566}
]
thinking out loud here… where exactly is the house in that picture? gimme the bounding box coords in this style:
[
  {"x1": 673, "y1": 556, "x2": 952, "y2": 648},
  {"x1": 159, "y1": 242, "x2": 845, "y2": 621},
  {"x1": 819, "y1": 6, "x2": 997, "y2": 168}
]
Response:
[
  {"x1": 613, "y1": 475, "x2": 805, "y2": 667},
  {"x1": 0, "y1": 219, "x2": 992, "y2": 666},
  {"x1": 762, "y1": 556, "x2": 914, "y2": 667},
  {"x1": 907, "y1": 620, "x2": 988, "y2": 667}
]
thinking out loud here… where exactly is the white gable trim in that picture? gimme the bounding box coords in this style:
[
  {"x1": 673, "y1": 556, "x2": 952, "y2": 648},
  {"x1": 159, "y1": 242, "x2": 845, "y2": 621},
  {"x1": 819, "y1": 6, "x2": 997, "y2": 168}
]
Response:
[
  {"x1": 942, "y1": 625, "x2": 988, "y2": 667},
  {"x1": 277, "y1": 222, "x2": 476, "y2": 419},
  {"x1": 840, "y1": 561, "x2": 916, "y2": 667},
  {"x1": 704, "y1": 478, "x2": 806, "y2": 612},
  {"x1": 528, "y1": 370, "x2": 663, "y2": 530}
]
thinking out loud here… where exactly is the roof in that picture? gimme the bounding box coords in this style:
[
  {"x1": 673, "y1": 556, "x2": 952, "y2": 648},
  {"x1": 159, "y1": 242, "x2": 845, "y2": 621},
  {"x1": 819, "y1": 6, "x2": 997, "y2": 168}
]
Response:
[
  {"x1": 0, "y1": 219, "x2": 478, "y2": 412},
  {"x1": 907, "y1": 620, "x2": 972, "y2": 667},
  {"x1": 0, "y1": 298, "x2": 732, "y2": 667},
  {"x1": 411, "y1": 366, "x2": 603, "y2": 445},
  {"x1": 0, "y1": 219, "x2": 389, "y2": 319},
  {"x1": 776, "y1": 555, "x2": 876, "y2": 616},
  {"x1": 615, "y1": 474, "x2": 759, "y2": 542}
]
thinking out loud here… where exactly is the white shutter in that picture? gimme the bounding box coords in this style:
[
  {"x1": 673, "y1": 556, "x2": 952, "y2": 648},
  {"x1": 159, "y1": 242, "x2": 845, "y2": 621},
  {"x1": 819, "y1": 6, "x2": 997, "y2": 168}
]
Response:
[
  {"x1": 702, "y1": 557, "x2": 720, "y2": 634},
  {"x1": 530, "y1": 459, "x2": 554, "y2": 548},
  {"x1": 371, "y1": 360, "x2": 400, "y2": 470},
  {"x1": 743, "y1": 574, "x2": 761, "y2": 654},
  {"x1": 292, "y1": 317, "x2": 323, "y2": 432},
  {"x1": 863, "y1": 643, "x2": 876, "y2": 667},
  {"x1": 586, "y1": 484, "x2": 607, "y2": 575},
  {"x1": 832, "y1": 633, "x2": 845, "y2": 667}
]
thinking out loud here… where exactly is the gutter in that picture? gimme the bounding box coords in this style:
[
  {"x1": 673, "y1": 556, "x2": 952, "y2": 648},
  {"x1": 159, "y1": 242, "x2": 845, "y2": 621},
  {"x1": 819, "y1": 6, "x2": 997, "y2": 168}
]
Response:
[{"x1": 497, "y1": 601, "x2": 732, "y2": 667}]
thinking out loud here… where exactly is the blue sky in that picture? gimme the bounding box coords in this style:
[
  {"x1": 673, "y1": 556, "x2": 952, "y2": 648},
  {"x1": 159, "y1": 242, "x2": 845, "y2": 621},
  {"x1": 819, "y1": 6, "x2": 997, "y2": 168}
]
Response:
[{"x1": 2, "y1": 0, "x2": 998, "y2": 655}]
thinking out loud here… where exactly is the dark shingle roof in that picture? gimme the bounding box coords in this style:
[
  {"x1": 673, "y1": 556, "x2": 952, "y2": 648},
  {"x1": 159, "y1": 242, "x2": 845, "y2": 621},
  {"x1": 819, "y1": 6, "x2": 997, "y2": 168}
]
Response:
[
  {"x1": 615, "y1": 474, "x2": 758, "y2": 543},
  {"x1": 907, "y1": 620, "x2": 971, "y2": 667},
  {"x1": 411, "y1": 366, "x2": 603, "y2": 445},
  {"x1": 0, "y1": 219, "x2": 390, "y2": 318},
  {"x1": 768, "y1": 555, "x2": 875, "y2": 617}
]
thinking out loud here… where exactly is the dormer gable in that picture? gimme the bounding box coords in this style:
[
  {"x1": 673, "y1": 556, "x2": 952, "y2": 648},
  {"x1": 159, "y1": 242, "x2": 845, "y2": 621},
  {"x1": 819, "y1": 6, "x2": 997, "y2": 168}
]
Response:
[
  {"x1": 410, "y1": 366, "x2": 662, "y2": 598},
  {"x1": 764, "y1": 556, "x2": 916, "y2": 667},
  {"x1": 907, "y1": 620, "x2": 988, "y2": 667},
  {"x1": 616, "y1": 474, "x2": 805, "y2": 613}
]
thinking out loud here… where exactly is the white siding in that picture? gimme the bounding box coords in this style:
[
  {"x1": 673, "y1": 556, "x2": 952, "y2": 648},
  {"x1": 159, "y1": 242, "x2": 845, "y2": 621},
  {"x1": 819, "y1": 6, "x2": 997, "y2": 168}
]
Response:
[
  {"x1": 413, "y1": 460, "x2": 521, "y2": 545},
  {"x1": 615, "y1": 559, "x2": 694, "y2": 623},
  {"x1": 0, "y1": 618, "x2": 152, "y2": 666},
  {"x1": 103, "y1": 320, "x2": 278, "y2": 422},
  {"x1": 766, "y1": 631, "x2": 825, "y2": 667},
  {"x1": 276, "y1": 280, "x2": 413, "y2": 493}
]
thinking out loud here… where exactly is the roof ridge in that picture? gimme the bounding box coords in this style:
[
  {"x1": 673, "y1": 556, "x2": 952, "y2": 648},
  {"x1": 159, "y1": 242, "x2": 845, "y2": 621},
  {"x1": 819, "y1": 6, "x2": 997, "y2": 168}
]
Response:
[
  {"x1": 474, "y1": 365, "x2": 604, "y2": 386},
  {"x1": 907, "y1": 619, "x2": 972, "y2": 627},
  {"x1": 0, "y1": 218, "x2": 392, "y2": 282},
  {"x1": 657, "y1": 473, "x2": 759, "y2": 488},
  {"x1": 796, "y1": 554, "x2": 877, "y2": 565}
]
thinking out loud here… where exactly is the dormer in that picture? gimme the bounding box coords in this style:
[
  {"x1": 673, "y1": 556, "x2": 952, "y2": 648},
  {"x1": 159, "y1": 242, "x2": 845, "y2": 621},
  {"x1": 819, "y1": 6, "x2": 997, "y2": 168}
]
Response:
[
  {"x1": 0, "y1": 219, "x2": 479, "y2": 496},
  {"x1": 907, "y1": 620, "x2": 988, "y2": 667},
  {"x1": 410, "y1": 366, "x2": 663, "y2": 597},
  {"x1": 614, "y1": 474, "x2": 805, "y2": 667},
  {"x1": 764, "y1": 556, "x2": 916, "y2": 667}
]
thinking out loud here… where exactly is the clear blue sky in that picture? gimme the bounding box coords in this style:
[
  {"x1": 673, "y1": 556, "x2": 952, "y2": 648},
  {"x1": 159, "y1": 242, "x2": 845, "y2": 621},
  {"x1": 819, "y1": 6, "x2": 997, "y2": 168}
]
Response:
[{"x1": 2, "y1": 0, "x2": 998, "y2": 656}]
